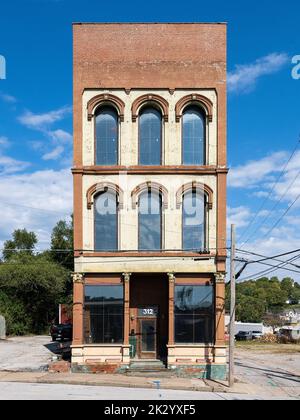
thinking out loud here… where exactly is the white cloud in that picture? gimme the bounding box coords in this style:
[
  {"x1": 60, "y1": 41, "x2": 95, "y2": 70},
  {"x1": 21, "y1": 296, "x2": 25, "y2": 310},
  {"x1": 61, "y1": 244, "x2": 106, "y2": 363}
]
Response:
[
  {"x1": 228, "y1": 206, "x2": 252, "y2": 229},
  {"x1": 0, "y1": 92, "x2": 17, "y2": 103},
  {"x1": 228, "y1": 151, "x2": 287, "y2": 188},
  {"x1": 0, "y1": 168, "x2": 72, "y2": 249},
  {"x1": 0, "y1": 136, "x2": 10, "y2": 148},
  {"x1": 49, "y1": 129, "x2": 72, "y2": 144},
  {"x1": 18, "y1": 106, "x2": 72, "y2": 162},
  {"x1": 42, "y1": 146, "x2": 64, "y2": 160},
  {"x1": 228, "y1": 53, "x2": 289, "y2": 94},
  {"x1": 0, "y1": 154, "x2": 30, "y2": 174},
  {"x1": 18, "y1": 106, "x2": 72, "y2": 130}
]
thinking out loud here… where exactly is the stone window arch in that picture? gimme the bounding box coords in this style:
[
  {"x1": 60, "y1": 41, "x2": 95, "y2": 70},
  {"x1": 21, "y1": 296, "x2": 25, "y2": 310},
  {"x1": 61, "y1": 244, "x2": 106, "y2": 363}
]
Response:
[
  {"x1": 175, "y1": 94, "x2": 213, "y2": 123},
  {"x1": 87, "y1": 182, "x2": 124, "y2": 210},
  {"x1": 87, "y1": 94, "x2": 125, "y2": 122},
  {"x1": 131, "y1": 94, "x2": 169, "y2": 122},
  {"x1": 131, "y1": 182, "x2": 168, "y2": 210},
  {"x1": 176, "y1": 182, "x2": 213, "y2": 210}
]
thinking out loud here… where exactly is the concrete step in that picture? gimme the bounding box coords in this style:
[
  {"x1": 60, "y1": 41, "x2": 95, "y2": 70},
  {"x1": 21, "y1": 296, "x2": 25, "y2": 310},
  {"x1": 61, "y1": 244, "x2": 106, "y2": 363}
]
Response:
[
  {"x1": 127, "y1": 360, "x2": 166, "y2": 372},
  {"x1": 130, "y1": 359, "x2": 166, "y2": 370}
]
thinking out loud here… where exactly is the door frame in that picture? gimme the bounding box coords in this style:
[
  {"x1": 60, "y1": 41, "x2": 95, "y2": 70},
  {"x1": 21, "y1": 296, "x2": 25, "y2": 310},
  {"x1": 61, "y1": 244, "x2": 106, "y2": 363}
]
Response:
[{"x1": 136, "y1": 305, "x2": 159, "y2": 359}]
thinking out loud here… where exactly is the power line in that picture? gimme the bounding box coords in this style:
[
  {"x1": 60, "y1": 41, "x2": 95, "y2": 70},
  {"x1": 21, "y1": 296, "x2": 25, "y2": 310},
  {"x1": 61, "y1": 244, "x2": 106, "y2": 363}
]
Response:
[
  {"x1": 235, "y1": 255, "x2": 300, "y2": 276},
  {"x1": 238, "y1": 253, "x2": 300, "y2": 282},
  {"x1": 260, "y1": 191, "x2": 300, "y2": 240},
  {"x1": 240, "y1": 164, "x2": 300, "y2": 247},
  {"x1": 238, "y1": 137, "x2": 300, "y2": 246},
  {"x1": 236, "y1": 248, "x2": 300, "y2": 269}
]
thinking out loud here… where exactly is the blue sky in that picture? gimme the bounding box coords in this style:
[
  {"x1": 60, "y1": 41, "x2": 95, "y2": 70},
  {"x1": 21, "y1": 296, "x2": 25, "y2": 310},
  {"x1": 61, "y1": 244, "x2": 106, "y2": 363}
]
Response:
[{"x1": 0, "y1": 0, "x2": 300, "y2": 280}]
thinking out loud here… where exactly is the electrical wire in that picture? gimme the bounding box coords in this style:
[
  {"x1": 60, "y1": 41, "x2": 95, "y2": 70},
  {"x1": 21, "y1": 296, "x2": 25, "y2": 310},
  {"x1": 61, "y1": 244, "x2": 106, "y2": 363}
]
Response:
[{"x1": 237, "y1": 137, "x2": 300, "y2": 246}]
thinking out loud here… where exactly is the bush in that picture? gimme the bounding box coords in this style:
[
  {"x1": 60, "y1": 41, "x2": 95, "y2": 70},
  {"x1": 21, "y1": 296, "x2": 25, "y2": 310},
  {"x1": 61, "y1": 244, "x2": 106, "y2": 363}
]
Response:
[
  {"x1": 0, "y1": 254, "x2": 69, "y2": 335},
  {"x1": 0, "y1": 291, "x2": 31, "y2": 336}
]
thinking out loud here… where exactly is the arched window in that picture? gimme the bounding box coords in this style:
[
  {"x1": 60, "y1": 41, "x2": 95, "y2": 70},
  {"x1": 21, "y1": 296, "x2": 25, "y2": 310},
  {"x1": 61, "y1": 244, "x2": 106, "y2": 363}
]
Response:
[
  {"x1": 95, "y1": 106, "x2": 118, "y2": 165},
  {"x1": 182, "y1": 190, "x2": 206, "y2": 251},
  {"x1": 139, "y1": 107, "x2": 162, "y2": 165},
  {"x1": 182, "y1": 106, "x2": 205, "y2": 165},
  {"x1": 138, "y1": 190, "x2": 162, "y2": 250},
  {"x1": 94, "y1": 190, "x2": 118, "y2": 251}
]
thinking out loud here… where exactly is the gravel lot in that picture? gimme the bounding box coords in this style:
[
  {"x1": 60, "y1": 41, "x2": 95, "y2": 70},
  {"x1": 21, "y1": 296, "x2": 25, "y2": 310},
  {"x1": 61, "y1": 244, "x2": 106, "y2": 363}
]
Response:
[
  {"x1": 235, "y1": 344, "x2": 300, "y2": 399},
  {"x1": 0, "y1": 336, "x2": 60, "y2": 372}
]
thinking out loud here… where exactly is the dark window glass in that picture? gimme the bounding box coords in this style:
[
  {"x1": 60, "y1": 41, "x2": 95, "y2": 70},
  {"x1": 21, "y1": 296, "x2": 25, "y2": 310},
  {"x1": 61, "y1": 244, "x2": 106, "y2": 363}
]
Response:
[
  {"x1": 94, "y1": 190, "x2": 118, "y2": 251},
  {"x1": 95, "y1": 106, "x2": 118, "y2": 165},
  {"x1": 174, "y1": 285, "x2": 214, "y2": 344},
  {"x1": 84, "y1": 285, "x2": 123, "y2": 344},
  {"x1": 182, "y1": 106, "x2": 205, "y2": 165},
  {"x1": 138, "y1": 190, "x2": 162, "y2": 251},
  {"x1": 139, "y1": 107, "x2": 162, "y2": 165},
  {"x1": 182, "y1": 190, "x2": 205, "y2": 251}
]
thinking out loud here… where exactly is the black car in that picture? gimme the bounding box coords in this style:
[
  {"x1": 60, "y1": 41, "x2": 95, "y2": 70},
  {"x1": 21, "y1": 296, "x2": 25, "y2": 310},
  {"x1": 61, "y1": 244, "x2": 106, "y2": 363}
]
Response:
[
  {"x1": 235, "y1": 331, "x2": 253, "y2": 341},
  {"x1": 50, "y1": 323, "x2": 73, "y2": 342}
]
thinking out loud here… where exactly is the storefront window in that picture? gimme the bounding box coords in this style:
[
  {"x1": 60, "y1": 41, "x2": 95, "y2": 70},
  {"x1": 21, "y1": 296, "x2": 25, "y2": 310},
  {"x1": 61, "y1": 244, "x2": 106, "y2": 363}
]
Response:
[
  {"x1": 174, "y1": 285, "x2": 214, "y2": 343},
  {"x1": 84, "y1": 285, "x2": 123, "y2": 344}
]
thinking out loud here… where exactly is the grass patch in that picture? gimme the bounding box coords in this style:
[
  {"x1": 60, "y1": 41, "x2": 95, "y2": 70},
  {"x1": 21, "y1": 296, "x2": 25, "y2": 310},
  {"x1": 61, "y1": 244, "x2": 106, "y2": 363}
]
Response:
[{"x1": 235, "y1": 341, "x2": 300, "y2": 354}]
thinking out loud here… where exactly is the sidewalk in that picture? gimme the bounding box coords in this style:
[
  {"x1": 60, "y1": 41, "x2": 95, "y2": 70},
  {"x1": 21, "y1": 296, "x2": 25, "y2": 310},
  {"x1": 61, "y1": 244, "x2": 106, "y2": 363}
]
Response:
[{"x1": 0, "y1": 370, "x2": 298, "y2": 399}]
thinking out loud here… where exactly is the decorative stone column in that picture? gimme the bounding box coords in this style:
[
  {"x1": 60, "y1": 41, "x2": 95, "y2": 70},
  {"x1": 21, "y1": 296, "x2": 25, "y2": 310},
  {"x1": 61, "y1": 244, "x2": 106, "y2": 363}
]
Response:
[
  {"x1": 215, "y1": 273, "x2": 226, "y2": 346},
  {"x1": 123, "y1": 273, "x2": 131, "y2": 346},
  {"x1": 72, "y1": 273, "x2": 84, "y2": 346},
  {"x1": 168, "y1": 273, "x2": 176, "y2": 345}
]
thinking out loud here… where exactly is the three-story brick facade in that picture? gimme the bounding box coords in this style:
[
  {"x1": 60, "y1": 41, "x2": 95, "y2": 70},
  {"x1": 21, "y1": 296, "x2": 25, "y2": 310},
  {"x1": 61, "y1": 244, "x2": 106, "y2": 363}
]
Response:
[{"x1": 72, "y1": 23, "x2": 227, "y2": 379}]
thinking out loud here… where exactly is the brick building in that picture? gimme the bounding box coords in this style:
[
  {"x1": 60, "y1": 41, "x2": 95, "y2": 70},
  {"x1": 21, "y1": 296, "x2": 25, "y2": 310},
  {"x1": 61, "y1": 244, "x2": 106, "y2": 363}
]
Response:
[{"x1": 72, "y1": 23, "x2": 227, "y2": 379}]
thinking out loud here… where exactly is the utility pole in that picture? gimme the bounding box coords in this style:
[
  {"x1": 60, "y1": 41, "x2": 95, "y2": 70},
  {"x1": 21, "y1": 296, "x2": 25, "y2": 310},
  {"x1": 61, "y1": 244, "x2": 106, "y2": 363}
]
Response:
[{"x1": 229, "y1": 224, "x2": 236, "y2": 388}]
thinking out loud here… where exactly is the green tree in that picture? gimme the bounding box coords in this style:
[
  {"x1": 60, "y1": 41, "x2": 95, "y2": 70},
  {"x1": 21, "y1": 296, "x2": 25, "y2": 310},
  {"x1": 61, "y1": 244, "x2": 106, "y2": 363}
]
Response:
[
  {"x1": 3, "y1": 229, "x2": 37, "y2": 261},
  {"x1": 0, "y1": 253, "x2": 69, "y2": 334},
  {"x1": 50, "y1": 218, "x2": 73, "y2": 271},
  {"x1": 236, "y1": 295, "x2": 266, "y2": 323}
]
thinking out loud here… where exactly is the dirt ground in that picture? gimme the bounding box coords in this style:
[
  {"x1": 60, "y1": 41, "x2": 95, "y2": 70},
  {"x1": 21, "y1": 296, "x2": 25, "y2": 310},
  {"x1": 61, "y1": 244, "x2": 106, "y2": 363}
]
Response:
[
  {"x1": 0, "y1": 336, "x2": 299, "y2": 399},
  {"x1": 234, "y1": 342, "x2": 300, "y2": 399},
  {"x1": 0, "y1": 336, "x2": 61, "y2": 371}
]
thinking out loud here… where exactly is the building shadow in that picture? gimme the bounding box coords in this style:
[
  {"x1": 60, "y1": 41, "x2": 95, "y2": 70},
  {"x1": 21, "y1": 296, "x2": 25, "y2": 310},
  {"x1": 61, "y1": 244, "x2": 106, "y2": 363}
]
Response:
[{"x1": 44, "y1": 340, "x2": 72, "y2": 361}]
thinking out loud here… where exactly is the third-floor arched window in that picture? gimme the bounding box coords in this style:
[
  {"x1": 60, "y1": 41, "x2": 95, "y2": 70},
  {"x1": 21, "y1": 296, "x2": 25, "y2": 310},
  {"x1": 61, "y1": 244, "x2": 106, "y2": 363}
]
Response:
[
  {"x1": 139, "y1": 107, "x2": 162, "y2": 165},
  {"x1": 95, "y1": 106, "x2": 118, "y2": 165},
  {"x1": 182, "y1": 106, "x2": 205, "y2": 165}
]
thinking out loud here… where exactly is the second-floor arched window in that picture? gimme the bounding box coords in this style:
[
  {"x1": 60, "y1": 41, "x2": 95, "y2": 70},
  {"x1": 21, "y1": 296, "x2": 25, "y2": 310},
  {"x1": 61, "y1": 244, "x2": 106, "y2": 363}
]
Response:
[
  {"x1": 182, "y1": 106, "x2": 205, "y2": 165},
  {"x1": 94, "y1": 190, "x2": 118, "y2": 251},
  {"x1": 182, "y1": 190, "x2": 206, "y2": 251},
  {"x1": 138, "y1": 190, "x2": 162, "y2": 250},
  {"x1": 139, "y1": 107, "x2": 162, "y2": 165},
  {"x1": 95, "y1": 106, "x2": 118, "y2": 165}
]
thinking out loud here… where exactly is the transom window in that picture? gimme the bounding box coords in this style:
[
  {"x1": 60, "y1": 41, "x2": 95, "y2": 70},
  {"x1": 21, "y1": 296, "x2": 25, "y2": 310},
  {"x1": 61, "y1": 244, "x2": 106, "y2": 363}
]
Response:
[
  {"x1": 95, "y1": 106, "x2": 118, "y2": 165},
  {"x1": 94, "y1": 190, "x2": 118, "y2": 251},
  {"x1": 138, "y1": 190, "x2": 162, "y2": 251},
  {"x1": 182, "y1": 190, "x2": 206, "y2": 251},
  {"x1": 182, "y1": 106, "x2": 205, "y2": 165},
  {"x1": 174, "y1": 285, "x2": 214, "y2": 344},
  {"x1": 139, "y1": 107, "x2": 162, "y2": 165}
]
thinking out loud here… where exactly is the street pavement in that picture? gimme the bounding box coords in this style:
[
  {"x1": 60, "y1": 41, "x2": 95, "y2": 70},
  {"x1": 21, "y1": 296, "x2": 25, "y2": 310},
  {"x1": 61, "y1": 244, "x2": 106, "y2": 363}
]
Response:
[
  {"x1": 0, "y1": 336, "x2": 299, "y2": 400},
  {"x1": 0, "y1": 381, "x2": 283, "y2": 400}
]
